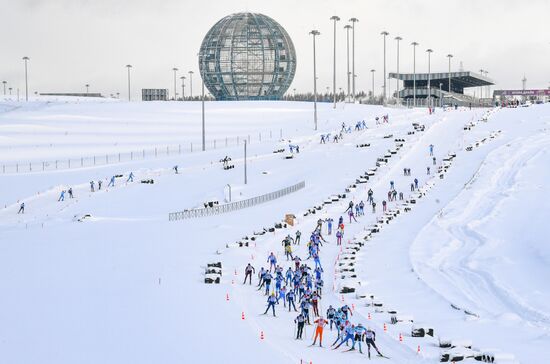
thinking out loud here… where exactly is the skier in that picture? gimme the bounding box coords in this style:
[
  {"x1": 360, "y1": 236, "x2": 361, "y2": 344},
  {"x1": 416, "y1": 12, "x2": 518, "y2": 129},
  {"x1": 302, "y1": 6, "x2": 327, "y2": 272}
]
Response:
[
  {"x1": 367, "y1": 189, "x2": 374, "y2": 204},
  {"x1": 358, "y1": 201, "x2": 365, "y2": 216},
  {"x1": 267, "y1": 252, "x2": 277, "y2": 272},
  {"x1": 293, "y1": 256, "x2": 302, "y2": 270},
  {"x1": 414, "y1": 178, "x2": 419, "y2": 189},
  {"x1": 98, "y1": 180, "x2": 102, "y2": 190},
  {"x1": 372, "y1": 201, "x2": 377, "y2": 213},
  {"x1": 427, "y1": 166, "x2": 430, "y2": 175},
  {"x1": 263, "y1": 293, "x2": 277, "y2": 316},
  {"x1": 347, "y1": 323, "x2": 364, "y2": 353},
  {"x1": 429, "y1": 144, "x2": 434, "y2": 156},
  {"x1": 433, "y1": 156, "x2": 436, "y2": 165},
  {"x1": 58, "y1": 190, "x2": 65, "y2": 202},
  {"x1": 108, "y1": 176, "x2": 115, "y2": 187},
  {"x1": 68, "y1": 187, "x2": 73, "y2": 199},
  {"x1": 341, "y1": 304, "x2": 353, "y2": 320},
  {"x1": 390, "y1": 180, "x2": 394, "y2": 190},
  {"x1": 382, "y1": 200, "x2": 387, "y2": 212},
  {"x1": 410, "y1": 182, "x2": 415, "y2": 191},
  {"x1": 399, "y1": 191, "x2": 404, "y2": 200},
  {"x1": 311, "y1": 316, "x2": 328, "y2": 347},
  {"x1": 344, "y1": 200, "x2": 354, "y2": 213},
  {"x1": 263, "y1": 271, "x2": 273, "y2": 295},
  {"x1": 284, "y1": 242, "x2": 293, "y2": 261},
  {"x1": 295, "y1": 313, "x2": 306, "y2": 339},
  {"x1": 173, "y1": 165, "x2": 179, "y2": 174},
  {"x1": 325, "y1": 218, "x2": 333, "y2": 235},
  {"x1": 90, "y1": 181, "x2": 95, "y2": 192},
  {"x1": 333, "y1": 323, "x2": 356, "y2": 350},
  {"x1": 365, "y1": 327, "x2": 384, "y2": 359},
  {"x1": 285, "y1": 267, "x2": 294, "y2": 286},
  {"x1": 257, "y1": 267, "x2": 266, "y2": 288},
  {"x1": 127, "y1": 172, "x2": 134, "y2": 182},
  {"x1": 336, "y1": 229, "x2": 343, "y2": 245},
  {"x1": 295, "y1": 230, "x2": 301, "y2": 245},
  {"x1": 278, "y1": 286, "x2": 287, "y2": 307},
  {"x1": 243, "y1": 263, "x2": 255, "y2": 285},
  {"x1": 18, "y1": 202, "x2": 25, "y2": 214},
  {"x1": 326, "y1": 305, "x2": 336, "y2": 330},
  {"x1": 287, "y1": 289, "x2": 297, "y2": 312}
]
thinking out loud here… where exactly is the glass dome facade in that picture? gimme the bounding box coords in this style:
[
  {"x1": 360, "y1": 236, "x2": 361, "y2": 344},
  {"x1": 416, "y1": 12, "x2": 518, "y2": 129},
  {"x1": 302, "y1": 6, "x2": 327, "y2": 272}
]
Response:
[{"x1": 198, "y1": 12, "x2": 297, "y2": 101}]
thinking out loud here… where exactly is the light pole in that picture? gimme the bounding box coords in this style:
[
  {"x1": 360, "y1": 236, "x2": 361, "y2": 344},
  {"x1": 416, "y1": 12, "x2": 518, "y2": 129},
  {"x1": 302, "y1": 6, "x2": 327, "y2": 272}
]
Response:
[
  {"x1": 447, "y1": 54, "x2": 453, "y2": 93},
  {"x1": 310, "y1": 30, "x2": 320, "y2": 131},
  {"x1": 426, "y1": 49, "x2": 433, "y2": 108},
  {"x1": 2, "y1": 81, "x2": 6, "y2": 95},
  {"x1": 9, "y1": 87, "x2": 12, "y2": 95},
  {"x1": 479, "y1": 69, "x2": 484, "y2": 99},
  {"x1": 411, "y1": 42, "x2": 419, "y2": 106},
  {"x1": 381, "y1": 31, "x2": 389, "y2": 103},
  {"x1": 370, "y1": 69, "x2": 376, "y2": 101},
  {"x1": 125, "y1": 64, "x2": 132, "y2": 101},
  {"x1": 349, "y1": 18, "x2": 359, "y2": 102},
  {"x1": 85, "y1": 84, "x2": 89, "y2": 95},
  {"x1": 172, "y1": 67, "x2": 178, "y2": 100},
  {"x1": 201, "y1": 76, "x2": 205, "y2": 151},
  {"x1": 439, "y1": 82, "x2": 443, "y2": 107},
  {"x1": 395, "y1": 36, "x2": 402, "y2": 105},
  {"x1": 330, "y1": 15, "x2": 340, "y2": 109},
  {"x1": 344, "y1": 24, "x2": 351, "y2": 101},
  {"x1": 189, "y1": 71, "x2": 194, "y2": 99},
  {"x1": 22, "y1": 56, "x2": 29, "y2": 101},
  {"x1": 180, "y1": 76, "x2": 186, "y2": 100}
]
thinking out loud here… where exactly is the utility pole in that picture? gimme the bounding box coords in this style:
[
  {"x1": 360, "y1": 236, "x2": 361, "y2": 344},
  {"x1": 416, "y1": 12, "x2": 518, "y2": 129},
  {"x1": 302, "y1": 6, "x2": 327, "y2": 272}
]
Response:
[
  {"x1": 310, "y1": 30, "x2": 320, "y2": 130},
  {"x1": 370, "y1": 69, "x2": 375, "y2": 101},
  {"x1": 349, "y1": 18, "x2": 359, "y2": 102},
  {"x1": 447, "y1": 54, "x2": 453, "y2": 93},
  {"x1": 344, "y1": 25, "x2": 352, "y2": 101},
  {"x1": 395, "y1": 36, "x2": 402, "y2": 105},
  {"x1": 180, "y1": 76, "x2": 186, "y2": 100},
  {"x1": 126, "y1": 64, "x2": 132, "y2": 101},
  {"x1": 330, "y1": 16, "x2": 340, "y2": 109},
  {"x1": 426, "y1": 49, "x2": 433, "y2": 108},
  {"x1": 172, "y1": 68, "x2": 178, "y2": 100},
  {"x1": 22, "y1": 56, "x2": 29, "y2": 101},
  {"x1": 411, "y1": 42, "x2": 418, "y2": 107},
  {"x1": 381, "y1": 31, "x2": 389, "y2": 103}
]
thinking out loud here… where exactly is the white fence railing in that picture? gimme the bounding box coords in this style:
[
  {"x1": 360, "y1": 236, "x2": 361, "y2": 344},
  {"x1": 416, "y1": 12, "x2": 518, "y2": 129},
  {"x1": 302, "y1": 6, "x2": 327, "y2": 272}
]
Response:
[
  {"x1": 168, "y1": 181, "x2": 305, "y2": 221},
  {"x1": 1, "y1": 129, "x2": 284, "y2": 174}
]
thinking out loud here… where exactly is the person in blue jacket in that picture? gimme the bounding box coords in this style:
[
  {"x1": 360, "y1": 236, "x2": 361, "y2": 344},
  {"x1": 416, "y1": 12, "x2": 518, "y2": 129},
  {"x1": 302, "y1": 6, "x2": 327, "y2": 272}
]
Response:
[{"x1": 263, "y1": 293, "x2": 277, "y2": 316}]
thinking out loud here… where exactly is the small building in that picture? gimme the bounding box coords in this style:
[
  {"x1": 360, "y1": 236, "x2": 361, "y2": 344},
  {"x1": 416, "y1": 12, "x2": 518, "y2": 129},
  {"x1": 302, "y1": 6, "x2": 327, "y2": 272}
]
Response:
[{"x1": 142, "y1": 89, "x2": 168, "y2": 101}]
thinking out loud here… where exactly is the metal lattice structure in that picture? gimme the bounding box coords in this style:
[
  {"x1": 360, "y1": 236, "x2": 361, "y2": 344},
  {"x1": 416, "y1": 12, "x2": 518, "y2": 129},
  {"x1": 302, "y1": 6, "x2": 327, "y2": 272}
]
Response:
[{"x1": 199, "y1": 12, "x2": 297, "y2": 101}]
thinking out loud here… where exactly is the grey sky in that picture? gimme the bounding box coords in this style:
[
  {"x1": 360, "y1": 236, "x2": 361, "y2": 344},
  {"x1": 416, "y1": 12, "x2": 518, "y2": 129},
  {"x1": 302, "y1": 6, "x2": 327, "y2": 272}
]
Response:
[{"x1": 1, "y1": 0, "x2": 549, "y2": 99}]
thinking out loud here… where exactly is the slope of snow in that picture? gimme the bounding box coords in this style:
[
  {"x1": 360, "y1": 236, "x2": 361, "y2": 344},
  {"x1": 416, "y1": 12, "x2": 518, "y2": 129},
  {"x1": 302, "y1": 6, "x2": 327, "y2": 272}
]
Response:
[{"x1": 0, "y1": 99, "x2": 548, "y2": 363}]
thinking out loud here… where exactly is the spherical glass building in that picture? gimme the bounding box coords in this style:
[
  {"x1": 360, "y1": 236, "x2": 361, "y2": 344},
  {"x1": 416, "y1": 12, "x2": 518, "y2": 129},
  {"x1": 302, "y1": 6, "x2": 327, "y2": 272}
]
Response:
[{"x1": 198, "y1": 12, "x2": 297, "y2": 101}]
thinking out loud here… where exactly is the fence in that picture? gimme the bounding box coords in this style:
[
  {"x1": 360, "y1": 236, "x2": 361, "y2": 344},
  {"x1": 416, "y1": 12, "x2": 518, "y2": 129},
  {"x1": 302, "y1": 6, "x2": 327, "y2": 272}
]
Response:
[
  {"x1": 1, "y1": 129, "x2": 284, "y2": 174},
  {"x1": 168, "y1": 181, "x2": 305, "y2": 221}
]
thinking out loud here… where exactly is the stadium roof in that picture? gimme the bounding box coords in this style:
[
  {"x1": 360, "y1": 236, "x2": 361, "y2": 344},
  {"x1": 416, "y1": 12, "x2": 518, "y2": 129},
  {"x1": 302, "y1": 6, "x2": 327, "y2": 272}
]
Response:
[{"x1": 389, "y1": 71, "x2": 494, "y2": 89}]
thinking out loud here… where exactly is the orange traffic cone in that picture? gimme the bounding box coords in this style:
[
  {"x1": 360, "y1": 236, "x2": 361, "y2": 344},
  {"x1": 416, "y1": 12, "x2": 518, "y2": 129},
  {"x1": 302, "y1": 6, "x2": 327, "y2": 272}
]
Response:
[
  {"x1": 417, "y1": 345, "x2": 421, "y2": 354},
  {"x1": 383, "y1": 323, "x2": 387, "y2": 332},
  {"x1": 399, "y1": 333, "x2": 403, "y2": 342},
  {"x1": 260, "y1": 331, "x2": 264, "y2": 340},
  {"x1": 226, "y1": 293, "x2": 229, "y2": 301},
  {"x1": 241, "y1": 311, "x2": 245, "y2": 320},
  {"x1": 368, "y1": 313, "x2": 371, "y2": 320}
]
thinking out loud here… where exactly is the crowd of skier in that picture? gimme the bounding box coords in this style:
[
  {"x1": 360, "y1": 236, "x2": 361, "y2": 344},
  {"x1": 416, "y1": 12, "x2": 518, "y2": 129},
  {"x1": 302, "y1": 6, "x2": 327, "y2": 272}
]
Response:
[{"x1": 243, "y1": 210, "x2": 387, "y2": 358}]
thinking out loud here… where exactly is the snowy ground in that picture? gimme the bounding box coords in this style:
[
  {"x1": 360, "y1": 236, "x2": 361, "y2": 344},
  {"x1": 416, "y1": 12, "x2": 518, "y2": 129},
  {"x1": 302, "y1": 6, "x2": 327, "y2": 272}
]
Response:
[{"x1": 0, "y1": 98, "x2": 549, "y2": 363}]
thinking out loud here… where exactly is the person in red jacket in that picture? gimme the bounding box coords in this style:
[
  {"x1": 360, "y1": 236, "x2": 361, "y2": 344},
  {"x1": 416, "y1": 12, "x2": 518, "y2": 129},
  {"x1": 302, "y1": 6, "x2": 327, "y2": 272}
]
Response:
[{"x1": 311, "y1": 316, "x2": 329, "y2": 347}]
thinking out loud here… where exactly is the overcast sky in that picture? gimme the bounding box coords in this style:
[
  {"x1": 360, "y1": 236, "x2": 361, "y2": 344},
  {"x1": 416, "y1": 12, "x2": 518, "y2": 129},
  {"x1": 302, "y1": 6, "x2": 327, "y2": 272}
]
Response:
[{"x1": 1, "y1": 0, "x2": 549, "y2": 99}]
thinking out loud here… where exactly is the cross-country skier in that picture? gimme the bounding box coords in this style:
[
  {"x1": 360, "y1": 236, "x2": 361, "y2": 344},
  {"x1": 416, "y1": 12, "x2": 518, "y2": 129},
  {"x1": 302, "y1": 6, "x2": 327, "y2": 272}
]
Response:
[
  {"x1": 295, "y1": 313, "x2": 306, "y2": 339},
  {"x1": 365, "y1": 327, "x2": 384, "y2": 358},
  {"x1": 312, "y1": 316, "x2": 328, "y2": 347},
  {"x1": 90, "y1": 181, "x2": 95, "y2": 192},
  {"x1": 263, "y1": 271, "x2": 273, "y2": 295},
  {"x1": 325, "y1": 218, "x2": 333, "y2": 235},
  {"x1": 350, "y1": 323, "x2": 367, "y2": 353},
  {"x1": 427, "y1": 166, "x2": 430, "y2": 175},
  {"x1": 333, "y1": 323, "x2": 356, "y2": 349},
  {"x1": 382, "y1": 200, "x2": 387, "y2": 212},
  {"x1": 341, "y1": 304, "x2": 353, "y2": 320},
  {"x1": 257, "y1": 267, "x2": 266, "y2": 287},
  {"x1": 326, "y1": 305, "x2": 336, "y2": 330},
  {"x1": 263, "y1": 293, "x2": 277, "y2": 316},
  {"x1": 98, "y1": 180, "x2": 102, "y2": 190},
  {"x1": 348, "y1": 209, "x2": 357, "y2": 223},
  {"x1": 68, "y1": 188, "x2": 73, "y2": 198},
  {"x1": 287, "y1": 289, "x2": 297, "y2": 311},
  {"x1": 336, "y1": 230, "x2": 343, "y2": 245},
  {"x1": 18, "y1": 202, "x2": 25, "y2": 214},
  {"x1": 58, "y1": 190, "x2": 65, "y2": 202},
  {"x1": 243, "y1": 263, "x2": 255, "y2": 285},
  {"x1": 414, "y1": 178, "x2": 419, "y2": 189},
  {"x1": 429, "y1": 144, "x2": 434, "y2": 156},
  {"x1": 344, "y1": 201, "x2": 354, "y2": 213},
  {"x1": 359, "y1": 201, "x2": 365, "y2": 215},
  {"x1": 390, "y1": 180, "x2": 395, "y2": 190},
  {"x1": 433, "y1": 156, "x2": 436, "y2": 165},
  {"x1": 295, "y1": 230, "x2": 301, "y2": 245},
  {"x1": 372, "y1": 201, "x2": 377, "y2": 213},
  {"x1": 267, "y1": 252, "x2": 277, "y2": 272},
  {"x1": 108, "y1": 176, "x2": 115, "y2": 187},
  {"x1": 127, "y1": 172, "x2": 134, "y2": 182}
]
